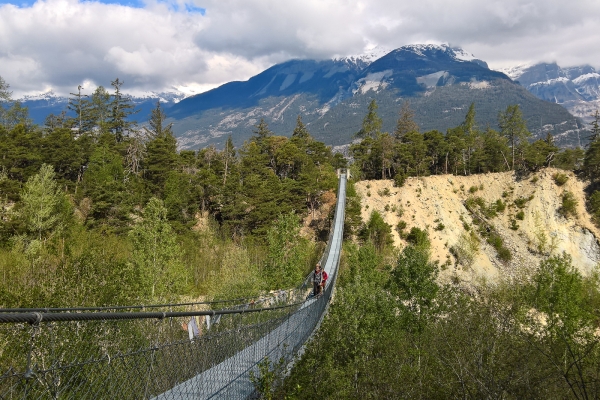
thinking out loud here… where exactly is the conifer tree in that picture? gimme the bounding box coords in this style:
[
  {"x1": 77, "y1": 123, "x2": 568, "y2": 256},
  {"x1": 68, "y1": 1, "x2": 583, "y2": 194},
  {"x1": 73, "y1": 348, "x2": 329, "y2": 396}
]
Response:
[
  {"x1": 394, "y1": 101, "x2": 419, "y2": 140},
  {"x1": 222, "y1": 136, "x2": 236, "y2": 185},
  {"x1": 498, "y1": 104, "x2": 530, "y2": 170},
  {"x1": 67, "y1": 85, "x2": 88, "y2": 134},
  {"x1": 588, "y1": 110, "x2": 600, "y2": 143},
  {"x1": 20, "y1": 164, "x2": 72, "y2": 242},
  {"x1": 291, "y1": 115, "x2": 311, "y2": 143},
  {"x1": 143, "y1": 101, "x2": 173, "y2": 139},
  {"x1": 109, "y1": 78, "x2": 138, "y2": 142},
  {"x1": 88, "y1": 86, "x2": 111, "y2": 134},
  {"x1": 356, "y1": 99, "x2": 383, "y2": 139},
  {"x1": 0, "y1": 76, "x2": 12, "y2": 104}
]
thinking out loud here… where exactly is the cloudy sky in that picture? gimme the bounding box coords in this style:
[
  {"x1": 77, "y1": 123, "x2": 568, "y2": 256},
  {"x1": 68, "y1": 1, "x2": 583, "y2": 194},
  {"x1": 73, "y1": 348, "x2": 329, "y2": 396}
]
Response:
[{"x1": 1, "y1": 0, "x2": 600, "y2": 98}]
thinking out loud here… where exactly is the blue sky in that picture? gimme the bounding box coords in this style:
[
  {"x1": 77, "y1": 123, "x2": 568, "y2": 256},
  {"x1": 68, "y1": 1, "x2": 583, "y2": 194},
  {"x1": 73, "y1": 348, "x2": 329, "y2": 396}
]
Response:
[
  {"x1": 1, "y1": 0, "x2": 599, "y2": 98},
  {"x1": 0, "y1": 0, "x2": 205, "y2": 13}
]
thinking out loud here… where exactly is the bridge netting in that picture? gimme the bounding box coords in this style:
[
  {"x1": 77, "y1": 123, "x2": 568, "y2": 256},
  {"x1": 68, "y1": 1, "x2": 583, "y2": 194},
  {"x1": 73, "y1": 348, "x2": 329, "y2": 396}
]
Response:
[{"x1": 0, "y1": 173, "x2": 347, "y2": 399}]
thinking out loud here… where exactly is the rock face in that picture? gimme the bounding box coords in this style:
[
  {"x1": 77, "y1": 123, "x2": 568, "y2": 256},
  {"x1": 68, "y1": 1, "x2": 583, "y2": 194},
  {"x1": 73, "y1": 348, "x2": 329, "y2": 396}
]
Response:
[
  {"x1": 504, "y1": 62, "x2": 600, "y2": 127},
  {"x1": 354, "y1": 169, "x2": 600, "y2": 285},
  {"x1": 167, "y1": 45, "x2": 583, "y2": 149}
]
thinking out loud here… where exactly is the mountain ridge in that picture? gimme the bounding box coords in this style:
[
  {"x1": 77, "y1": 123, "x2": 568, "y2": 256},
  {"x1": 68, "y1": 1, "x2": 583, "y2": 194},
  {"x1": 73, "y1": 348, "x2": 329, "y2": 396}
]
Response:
[{"x1": 169, "y1": 44, "x2": 584, "y2": 149}]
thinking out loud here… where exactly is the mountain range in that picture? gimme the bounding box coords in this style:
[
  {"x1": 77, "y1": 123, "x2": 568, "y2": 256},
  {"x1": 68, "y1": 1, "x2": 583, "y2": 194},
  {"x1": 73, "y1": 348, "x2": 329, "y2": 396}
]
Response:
[
  {"x1": 18, "y1": 44, "x2": 595, "y2": 150},
  {"x1": 502, "y1": 63, "x2": 600, "y2": 125}
]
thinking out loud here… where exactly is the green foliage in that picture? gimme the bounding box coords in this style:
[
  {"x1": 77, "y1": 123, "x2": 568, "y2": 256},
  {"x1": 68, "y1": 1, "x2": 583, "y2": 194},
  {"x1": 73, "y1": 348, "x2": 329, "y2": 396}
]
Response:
[
  {"x1": 263, "y1": 212, "x2": 312, "y2": 289},
  {"x1": 588, "y1": 190, "x2": 600, "y2": 226},
  {"x1": 355, "y1": 99, "x2": 383, "y2": 139},
  {"x1": 249, "y1": 356, "x2": 288, "y2": 400},
  {"x1": 552, "y1": 172, "x2": 569, "y2": 186},
  {"x1": 523, "y1": 253, "x2": 600, "y2": 398},
  {"x1": 129, "y1": 197, "x2": 187, "y2": 299},
  {"x1": 514, "y1": 195, "x2": 533, "y2": 209},
  {"x1": 390, "y1": 245, "x2": 439, "y2": 331},
  {"x1": 516, "y1": 210, "x2": 525, "y2": 220},
  {"x1": 359, "y1": 210, "x2": 393, "y2": 252},
  {"x1": 451, "y1": 231, "x2": 480, "y2": 267},
  {"x1": 498, "y1": 104, "x2": 531, "y2": 170},
  {"x1": 405, "y1": 226, "x2": 430, "y2": 249},
  {"x1": 486, "y1": 233, "x2": 511, "y2": 262},
  {"x1": 19, "y1": 164, "x2": 73, "y2": 242},
  {"x1": 559, "y1": 191, "x2": 577, "y2": 218}
]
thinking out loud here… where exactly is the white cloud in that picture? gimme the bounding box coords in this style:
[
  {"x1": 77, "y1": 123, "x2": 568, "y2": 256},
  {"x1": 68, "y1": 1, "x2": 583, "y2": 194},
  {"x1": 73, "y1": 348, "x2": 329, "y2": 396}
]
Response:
[{"x1": 1, "y1": 0, "x2": 600, "y2": 97}]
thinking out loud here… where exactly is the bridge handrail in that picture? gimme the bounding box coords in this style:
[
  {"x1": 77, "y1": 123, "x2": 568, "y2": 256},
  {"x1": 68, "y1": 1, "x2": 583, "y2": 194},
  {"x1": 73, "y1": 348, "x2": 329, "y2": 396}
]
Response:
[{"x1": 0, "y1": 300, "x2": 307, "y2": 324}]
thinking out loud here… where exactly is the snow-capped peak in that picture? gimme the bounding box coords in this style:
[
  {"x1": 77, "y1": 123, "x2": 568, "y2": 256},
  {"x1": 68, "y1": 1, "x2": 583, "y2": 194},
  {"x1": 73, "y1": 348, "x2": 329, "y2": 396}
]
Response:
[
  {"x1": 20, "y1": 90, "x2": 62, "y2": 102},
  {"x1": 497, "y1": 64, "x2": 533, "y2": 81},
  {"x1": 573, "y1": 72, "x2": 600, "y2": 85},
  {"x1": 337, "y1": 45, "x2": 393, "y2": 66}
]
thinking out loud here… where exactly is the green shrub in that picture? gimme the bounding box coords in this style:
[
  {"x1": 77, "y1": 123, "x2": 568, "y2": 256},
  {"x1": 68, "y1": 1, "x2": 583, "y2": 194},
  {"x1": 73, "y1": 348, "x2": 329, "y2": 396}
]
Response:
[
  {"x1": 434, "y1": 222, "x2": 445, "y2": 231},
  {"x1": 394, "y1": 173, "x2": 406, "y2": 187},
  {"x1": 553, "y1": 172, "x2": 569, "y2": 186},
  {"x1": 396, "y1": 220, "x2": 407, "y2": 232},
  {"x1": 516, "y1": 211, "x2": 525, "y2": 220},
  {"x1": 469, "y1": 186, "x2": 478, "y2": 193},
  {"x1": 486, "y1": 233, "x2": 511, "y2": 263},
  {"x1": 494, "y1": 199, "x2": 506, "y2": 213},
  {"x1": 497, "y1": 247, "x2": 512, "y2": 262},
  {"x1": 589, "y1": 190, "x2": 600, "y2": 226},
  {"x1": 406, "y1": 227, "x2": 430, "y2": 248},
  {"x1": 510, "y1": 219, "x2": 519, "y2": 230},
  {"x1": 559, "y1": 191, "x2": 577, "y2": 218},
  {"x1": 530, "y1": 176, "x2": 539, "y2": 184},
  {"x1": 514, "y1": 195, "x2": 534, "y2": 209}
]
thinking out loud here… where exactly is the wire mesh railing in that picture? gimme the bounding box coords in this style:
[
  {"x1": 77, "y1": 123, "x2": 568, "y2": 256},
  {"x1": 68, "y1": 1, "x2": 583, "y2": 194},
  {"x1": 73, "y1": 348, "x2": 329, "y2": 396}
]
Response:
[{"x1": 0, "y1": 172, "x2": 347, "y2": 399}]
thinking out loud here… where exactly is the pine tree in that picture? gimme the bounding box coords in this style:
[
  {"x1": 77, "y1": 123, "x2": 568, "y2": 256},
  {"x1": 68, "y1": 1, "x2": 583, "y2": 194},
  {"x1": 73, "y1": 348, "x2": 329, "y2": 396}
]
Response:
[
  {"x1": 88, "y1": 86, "x2": 111, "y2": 134},
  {"x1": 222, "y1": 136, "x2": 236, "y2": 185},
  {"x1": 460, "y1": 103, "x2": 479, "y2": 174},
  {"x1": 394, "y1": 101, "x2": 419, "y2": 140},
  {"x1": 143, "y1": 101, "x2": 173, "y2": 139},
  {"x1": 291, "y1": 115, "x2": 311, "y2": 144},
  {"x1": 20, "y1": 164, "x2": 72, "y2": 242},
  {"x1": 67, "y1": 85, "x2": 89, "y2": 134},
  {"x1": 356, "y1": 99, "x2": 383, "y2": 139},
  {"x1": 0, "y1": 76, "x2": 12, "y2": 103},
  {"x1": 588, "y1": 110, "x2": 600, "y2": 143},
  {"x1": 109, "y1": 78, "x2": 138, "y2": 142},
  {"x1": 252, "y1": 118, "x2": 273, "y2": 150},
  {"x1": 498, "y1": 104, "x2": 530, "y2": 170}
]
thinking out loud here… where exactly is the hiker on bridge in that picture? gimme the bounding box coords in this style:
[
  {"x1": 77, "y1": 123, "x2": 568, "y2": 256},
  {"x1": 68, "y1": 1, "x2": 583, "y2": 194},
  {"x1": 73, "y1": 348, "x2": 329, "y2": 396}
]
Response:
[{"x1": 312, "y1": 262, "x2": 327, "y2": 297}]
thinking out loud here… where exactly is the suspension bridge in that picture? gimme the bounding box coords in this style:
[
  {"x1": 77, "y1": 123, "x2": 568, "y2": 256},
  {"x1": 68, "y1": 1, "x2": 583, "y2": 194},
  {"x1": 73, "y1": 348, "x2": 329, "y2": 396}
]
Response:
[{"x1": 0, "y1": 172, "x2": 347, "y2": 399}]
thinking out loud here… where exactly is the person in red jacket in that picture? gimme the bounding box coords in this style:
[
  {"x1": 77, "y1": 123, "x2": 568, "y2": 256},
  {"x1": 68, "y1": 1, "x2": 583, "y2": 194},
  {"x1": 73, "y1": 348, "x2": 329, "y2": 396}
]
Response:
[{"x1": 312, "y1": 262, "x2": 328, "y2": 297}]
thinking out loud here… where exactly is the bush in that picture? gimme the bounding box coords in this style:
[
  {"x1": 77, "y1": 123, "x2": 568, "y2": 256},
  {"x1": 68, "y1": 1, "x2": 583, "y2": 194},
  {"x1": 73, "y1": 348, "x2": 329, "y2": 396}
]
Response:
[
  {"x1": 559, "y1": 191, "x2": 577, "y2": 218},
  {"x1": 486, "y1": 232, "x2": 512, "y2": 263},
  {"x1": 396, "y1": 220, "x2": 407, "y2": 231},
  {"x1": 406, "y1": 227, "x2": 430, "y2": 248},
  {"x1": 394, "y1": 173, "x2": 406, "y2": 187},
  {"x1": 553, "y1": 172, "x2": 569, "y2": 186},
  {"x1": 494, "y1": 199, "x2": 506, "y2": 213},
  {"x1": 514, "y1": 195, "x2": 534, "y2": 209},
  {"x1": 516, "y1": 211, "x2": 525, "y2": 220},
  {"x1": 589, "y1": 190, "x2": 600, "y2": 226}
]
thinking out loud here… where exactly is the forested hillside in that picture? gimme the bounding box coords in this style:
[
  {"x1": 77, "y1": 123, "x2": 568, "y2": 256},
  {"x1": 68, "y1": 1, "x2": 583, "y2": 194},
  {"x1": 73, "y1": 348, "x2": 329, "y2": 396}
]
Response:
[
  {"x1": 0, "y1": 76, "x2": 344, "y2": 308},
  {"x1": 5, "y1": 72, "x2": 600, "y2": 398}
]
